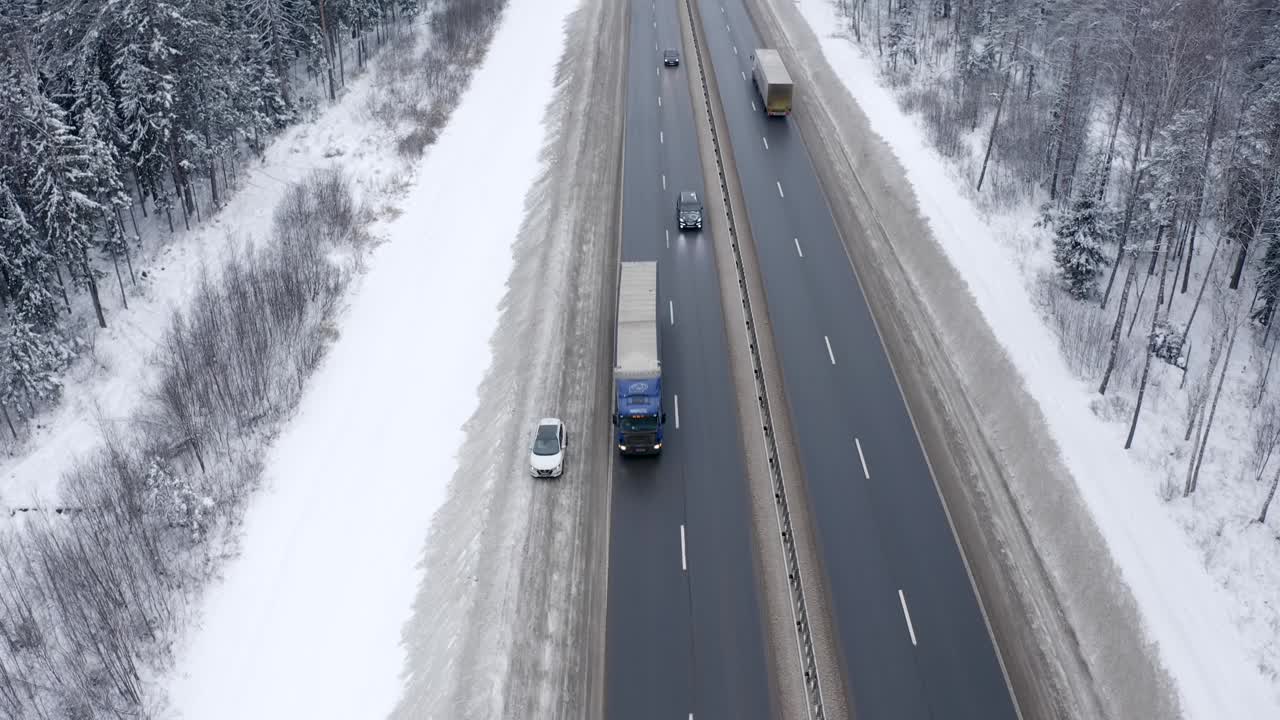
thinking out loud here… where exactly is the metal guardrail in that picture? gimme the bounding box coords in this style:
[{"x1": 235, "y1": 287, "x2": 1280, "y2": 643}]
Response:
[{"x1": 680, "y1": 1, "x2": 827, "y2": 717}]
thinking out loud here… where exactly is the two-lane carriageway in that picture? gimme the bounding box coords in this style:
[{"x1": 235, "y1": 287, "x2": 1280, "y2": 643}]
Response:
[
  {"x1": 603, "y1": 1, "x2": 775, "y2": 719},
  {"x1": 691, "y1": 0, "x2": 1022, "y2": 717}
]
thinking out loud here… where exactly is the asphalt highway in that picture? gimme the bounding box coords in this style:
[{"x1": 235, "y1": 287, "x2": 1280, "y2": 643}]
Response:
[
  {"x1": 602, "y1": 1, "x2": 775, "y2": 718},
  {"x1": 691, "y1": 0, "x2": 1022, "y2": 717}
]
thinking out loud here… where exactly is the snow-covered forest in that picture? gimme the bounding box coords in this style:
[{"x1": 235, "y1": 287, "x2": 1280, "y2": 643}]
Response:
[
  {"x1": 832, "y1": 0, "x2": 1280, "y2": 699},
  {"x1": 0, "y1": 0, "x2": 427, "y2": 442},
  {"x1": 0, "y1": 0, "x2": 506, "y2": 716}
]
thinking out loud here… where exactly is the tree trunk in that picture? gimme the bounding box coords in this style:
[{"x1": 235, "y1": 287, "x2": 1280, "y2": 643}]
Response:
[
  {"x1": 1097, "y1": 42, "x2": 1134, "y2": 203},
  {"x1": 1128, "y1": 223, "x2": 1167, "y2": 337},
  {"x1": 132, "y1": 168, "x2": 149, "y2": 218},
  {"x1": 110, "y1": 249, "x2": 127, "y2": 309},
  {"x1": 54, "y1": 261, "x2": 72, "y2": 314},
  {"x1": 1125, "y1": 224, "x2": 1175, "y2": 449},
  {"x1": 0, "y1": 400, "x2": 16, "y2": 440},
  {"x1": 1100, "y1": 249, "x2": 1140, "y2": 394},
  {"x1": 1175, "y1": 65, "x2": 1225, "y2": 296},
  {"x1": 1185, "y1": 399, "x2": 1207, "y2": 495},
  {"x1": 1260, "y1": 463, "x2": 1280, "y2": 523},
  {"x1": 80, "y1": 253, "x2": 107, "y2": 329},
  {"x1": 317, "y1": 0, "x2": 337, "y2": 101},
  {"x1": 1157, "y1": 215, "x2": 1182, "y2": 323},
  {"x1": 1102, "y1": 101, "x2": 1148, "y2": 308},
  {"x1": 1230, "y1": 146, "x2": 1280, "y2": 290},
  {"x1": 1184, "y1": 234, "x2": 1222, "y2": 335},
  {"x1": 1189, "y1": 316, "x2": 1241, "y2": 492},
  {"x1": 977, "y1": 55, "x2": 1014, "y2": 193},
  {"x1": 1258, "y1": 331, "x2": 1279, "y2": 408},
  {"x1": 1049, "y1": 38, "x2": 1081, "y2": 203}
]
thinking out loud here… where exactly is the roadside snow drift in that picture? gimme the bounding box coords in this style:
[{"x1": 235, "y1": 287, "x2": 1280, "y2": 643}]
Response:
[{"x1": 167, "y1": 1, "x2": 576, "y2": 717}]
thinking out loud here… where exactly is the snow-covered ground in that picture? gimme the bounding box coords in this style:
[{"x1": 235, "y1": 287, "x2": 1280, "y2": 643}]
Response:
[
  {"x1": 794, "y1": 0, "x2": 1280, "y2": 717},
  {"x1": 0, "y1": 58, "x2": 395, "y2": 507},
  {"x1": 166, "y1": 0, "x2": 582, "y2": 717}
]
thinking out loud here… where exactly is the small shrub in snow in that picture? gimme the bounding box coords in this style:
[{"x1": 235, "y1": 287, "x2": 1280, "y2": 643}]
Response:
[
  {"x1": 143, "y1": 457, "x2": 214, "y2": 545},
  {"x1": 1151, "y1": 322, "x2": 1187, "y2": 369}
]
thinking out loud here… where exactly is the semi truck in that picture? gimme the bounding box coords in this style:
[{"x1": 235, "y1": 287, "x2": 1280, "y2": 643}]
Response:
[
  {"x1": 613, "y1": 262, "x2": 665, "y2": 455},
  {"x1": 750, "y1": 49, "x2": 793, "y2": 116}
]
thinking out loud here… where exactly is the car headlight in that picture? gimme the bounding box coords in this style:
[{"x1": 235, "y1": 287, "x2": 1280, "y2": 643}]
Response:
[
  {"x1": 653, "y1": 443, "x2": 662, "y2": 449},
  {"x1": 618, "y1": 444, "x2": 627, "y2": 451}
]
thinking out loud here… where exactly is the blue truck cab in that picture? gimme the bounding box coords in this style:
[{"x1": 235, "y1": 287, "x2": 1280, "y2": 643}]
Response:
[
  {"x1": 615, "y1": 377, "x2": 664, "y2": 454},
  {"x1": 614, "y1": 262, "x2": 665, "y2": 455}
]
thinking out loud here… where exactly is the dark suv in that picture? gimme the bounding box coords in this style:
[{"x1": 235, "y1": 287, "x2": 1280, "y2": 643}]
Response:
[
  {"x1": 663, "y1": 49, "x2": 680, "y2": 66},
  {"x1": 677, "y1": 191, "x2": 703, "y2": 231}
]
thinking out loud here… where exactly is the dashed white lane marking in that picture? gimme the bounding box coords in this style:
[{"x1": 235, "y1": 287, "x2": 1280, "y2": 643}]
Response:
[
  {"x1": 669, "y1": 300, "x2": 674, "y2": 325},
  {"x1": 662, "y1": 174, "x2": 667, "y2": 190},
  {"x1": 674, "y1": 394, "x2": 680, "y2": 429},
  {"x1": 794, "y1": 238, "x2": 803, "y2": 257},
  {"x1": 660, "y1": 131, "x2": 664, "y2": 144},
  {"x1": 680, "y1": 524, "x2": 687, "y2": 571},
  {"x1": 762, "y1": 136, "x2": 769, "y2": 150},
  {"x1": 855, "y1": 438, "x2": 869, "y2": 479},
  {"x1": 899, "y1": 590, "x2": 918, "y2": 646},
  {"x1": 776, "y1": 180, "x2": 785, "y2": 198},
  {"x1": 824, "y1": 336, "x2": 835, "y2": 365}
]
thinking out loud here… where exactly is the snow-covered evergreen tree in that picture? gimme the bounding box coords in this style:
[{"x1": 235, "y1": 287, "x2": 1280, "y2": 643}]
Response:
[
  {"x1": 1053, "y1": 163, "x2": 1109, "y2": 299},
  {"x1": 886, "y1": 0, "x2": 918, "y2": 72},
  {"x1": 2, "y1": 311, "x2": 72, "y2": 415}
]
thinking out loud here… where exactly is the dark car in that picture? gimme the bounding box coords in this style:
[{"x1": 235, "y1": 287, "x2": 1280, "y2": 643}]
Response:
[
  {"x1": 677, "y1": 191, "x2": 703, "y2": 231},
  {"x1": 663, "y1": 49, "x2": 680, "y2": 66}
]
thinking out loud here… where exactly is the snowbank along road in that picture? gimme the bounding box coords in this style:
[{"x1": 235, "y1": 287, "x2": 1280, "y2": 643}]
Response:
[{"x1": 168, "y1": 1, "x2": 589, "y2": 717}]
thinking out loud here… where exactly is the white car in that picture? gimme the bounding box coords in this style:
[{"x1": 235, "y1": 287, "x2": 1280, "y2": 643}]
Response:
[{"x1": 529, "y1": 418, "x2": 567, "y2": 478}]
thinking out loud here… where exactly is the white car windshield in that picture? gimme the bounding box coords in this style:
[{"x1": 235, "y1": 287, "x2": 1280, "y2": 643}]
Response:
[{"x1": 532, "y1": 425, "x2": 560, "y2": 456}]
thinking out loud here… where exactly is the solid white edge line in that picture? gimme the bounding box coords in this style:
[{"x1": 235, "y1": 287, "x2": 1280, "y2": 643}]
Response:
[
  {"x1": 776, "y1": 180, "x2": 785, "y2": 198},
  {"x1": 680, "y1": 524, "x2": 687, "y2": 571},
  {"x1": 899, "y1": 589, "x2": 918, "y2": 646},
  {"x1": 762, "y1": 136, "x2": 769, "y2": 150},
  {"x1": 669, "y1": 300, "x2": 674, "y2": 325},
  {"x1": 824, "y1": 335, "x2": 835, "y2": 365},
  {"x1": 856, "y1": 438, "x2": 869, "y2": 479},
  {"x1": 794, "y1": 238, "x2": 803, "y2": 257},
  {"x1": 674, "y1": 393, "x2": 680, "y2": 429}
]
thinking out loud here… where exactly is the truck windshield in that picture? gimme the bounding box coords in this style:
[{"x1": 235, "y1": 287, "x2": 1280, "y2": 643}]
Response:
[{"x1": 620, "y1": 416, "x2": 659, "y2": 432}]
